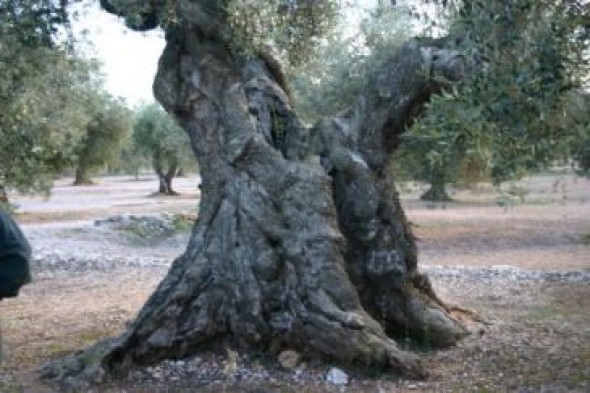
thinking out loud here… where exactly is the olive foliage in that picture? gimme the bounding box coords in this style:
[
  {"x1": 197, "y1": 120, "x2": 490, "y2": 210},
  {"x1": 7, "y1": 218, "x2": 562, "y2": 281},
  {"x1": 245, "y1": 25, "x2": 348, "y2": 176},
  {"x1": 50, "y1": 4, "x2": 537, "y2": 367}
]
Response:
[
  {"x1": 290, "y1": 1, "x2": 417, "y2": 124},
  {"x1": 290, "y1": 0, "x2": 589, "y2": 197},
  {"x1": 408, "y1": 0, "x2": 589, "y2": 186},
  {"x1": 0, "y1": 0, "x2": 90, "y2": 204}
]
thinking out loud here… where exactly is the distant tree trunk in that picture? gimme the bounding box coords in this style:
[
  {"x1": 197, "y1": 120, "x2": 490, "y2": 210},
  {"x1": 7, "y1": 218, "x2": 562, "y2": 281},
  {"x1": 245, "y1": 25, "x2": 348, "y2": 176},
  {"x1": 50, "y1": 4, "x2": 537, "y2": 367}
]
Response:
[
  {"x1": 420, "y1": 179, "x2": 452, "y2": 202},
  {"x1": 73, "y1": 165, "x2": 94, "y2": 186},
  {"x1": 133, "y1": 166, "x2": 141, "y2": 181},
  {"x1": 0, "y1": 185, "x2": 8, "y2": 205},
  {"x1": 43, "y1": 4, "x2": 470, "y2": 386},
  {"x1": 154, "y1": 161, "x2": 179, "y2": 195}
]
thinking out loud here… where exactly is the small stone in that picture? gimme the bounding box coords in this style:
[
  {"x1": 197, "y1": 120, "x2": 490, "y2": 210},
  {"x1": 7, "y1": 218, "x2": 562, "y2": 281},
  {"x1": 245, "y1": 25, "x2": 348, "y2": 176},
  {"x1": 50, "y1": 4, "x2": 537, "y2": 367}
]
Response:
[
  {"x1": 408, "y1": 383, "x2": 417, "y2": 389},
  {"x1": 278, "y1": 350, "x2": 301, "y2": 370},
  {"x1": 326, "y1": 367, "x2": 349, "y2": 385}
]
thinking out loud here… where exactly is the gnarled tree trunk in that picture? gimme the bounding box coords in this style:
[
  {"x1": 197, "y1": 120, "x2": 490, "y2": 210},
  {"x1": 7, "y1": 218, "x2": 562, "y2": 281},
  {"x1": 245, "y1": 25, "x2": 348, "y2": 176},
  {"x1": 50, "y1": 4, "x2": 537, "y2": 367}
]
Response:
[
  {"x1": 154, "y1": 162, "x2": 179, "y2": 195},
  {"x1": 43, "y1": 1, "x2": 469, "y2": 385}
]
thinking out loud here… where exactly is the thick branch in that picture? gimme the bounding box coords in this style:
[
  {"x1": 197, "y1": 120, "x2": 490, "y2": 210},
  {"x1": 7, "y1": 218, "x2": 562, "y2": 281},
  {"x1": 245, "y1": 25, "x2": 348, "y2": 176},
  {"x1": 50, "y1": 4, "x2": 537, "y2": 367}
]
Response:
[{"x1": 310, "y1": 39, "x2": 468, "y2": 345}]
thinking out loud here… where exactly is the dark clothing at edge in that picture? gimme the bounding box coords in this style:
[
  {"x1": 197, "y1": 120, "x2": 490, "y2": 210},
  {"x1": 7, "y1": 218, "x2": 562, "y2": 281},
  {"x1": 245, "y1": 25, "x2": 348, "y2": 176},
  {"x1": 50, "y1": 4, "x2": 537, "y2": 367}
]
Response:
[{"x1": 0, "y1": 212, "x2": 32, "y2": 299}]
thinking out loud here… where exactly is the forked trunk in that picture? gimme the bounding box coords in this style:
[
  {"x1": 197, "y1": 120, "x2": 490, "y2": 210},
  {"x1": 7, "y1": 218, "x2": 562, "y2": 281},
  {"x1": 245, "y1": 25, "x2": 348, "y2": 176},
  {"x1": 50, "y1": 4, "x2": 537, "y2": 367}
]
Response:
[
  {"x1": 154, "y1": 158, "x2": 179, "y2": 195},
  {"x1": 156, "y1": 170, "x2": 176, "y2": 195},
  {"x1": 42, "y1": 4, "x2": 469, "y2": 386}
]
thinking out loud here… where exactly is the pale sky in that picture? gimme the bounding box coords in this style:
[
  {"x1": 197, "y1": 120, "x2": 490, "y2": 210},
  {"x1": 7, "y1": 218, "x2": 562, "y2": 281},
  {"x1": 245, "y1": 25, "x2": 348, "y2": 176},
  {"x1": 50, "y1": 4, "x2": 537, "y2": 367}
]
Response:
[{"x1": 74, "y1": 2, "x2": 165, "y2": 106}]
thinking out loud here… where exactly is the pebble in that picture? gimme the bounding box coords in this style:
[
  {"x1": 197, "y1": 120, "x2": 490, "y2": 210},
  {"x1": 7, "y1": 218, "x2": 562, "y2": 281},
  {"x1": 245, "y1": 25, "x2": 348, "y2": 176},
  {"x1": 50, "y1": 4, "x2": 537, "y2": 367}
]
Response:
[
  {"x1": 278, "y1": 350, "x2": 301, "y2": 370},
  {"x1": 326, "y1": 367, "x2": 349, "y2": 385}
]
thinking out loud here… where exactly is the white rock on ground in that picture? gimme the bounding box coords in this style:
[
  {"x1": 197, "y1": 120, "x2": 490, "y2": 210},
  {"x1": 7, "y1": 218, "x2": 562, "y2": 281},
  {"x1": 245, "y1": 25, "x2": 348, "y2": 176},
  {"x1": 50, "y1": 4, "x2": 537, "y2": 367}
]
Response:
[{"x1": 326, "y1": 367, "x2": 349, "y2": 385}]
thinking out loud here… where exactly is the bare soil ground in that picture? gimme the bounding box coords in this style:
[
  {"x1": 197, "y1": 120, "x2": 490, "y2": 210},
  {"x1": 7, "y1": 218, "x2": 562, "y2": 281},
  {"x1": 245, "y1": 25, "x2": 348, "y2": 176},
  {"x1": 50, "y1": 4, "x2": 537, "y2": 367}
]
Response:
[{"x1": 1, "y1": 173, "x2": 589, "y2": 392}]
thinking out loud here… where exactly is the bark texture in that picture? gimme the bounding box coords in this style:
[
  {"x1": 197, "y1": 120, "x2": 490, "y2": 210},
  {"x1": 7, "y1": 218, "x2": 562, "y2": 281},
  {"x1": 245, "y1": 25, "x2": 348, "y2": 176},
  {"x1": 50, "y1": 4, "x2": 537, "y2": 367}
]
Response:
[{"x1": 42, "y1": 0, "x2": 469, "y2": 385}]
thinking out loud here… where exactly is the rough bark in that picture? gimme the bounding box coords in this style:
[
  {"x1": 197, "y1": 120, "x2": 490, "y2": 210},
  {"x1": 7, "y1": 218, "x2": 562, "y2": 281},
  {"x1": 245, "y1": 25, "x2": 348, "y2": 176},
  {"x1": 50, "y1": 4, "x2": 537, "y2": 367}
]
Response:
[
  {"x1": 42, "y1": 0, "x2": 469, "y2": 386},
  {"x1": 308, "y1": 42, "x2": 467, "y2": 346}
]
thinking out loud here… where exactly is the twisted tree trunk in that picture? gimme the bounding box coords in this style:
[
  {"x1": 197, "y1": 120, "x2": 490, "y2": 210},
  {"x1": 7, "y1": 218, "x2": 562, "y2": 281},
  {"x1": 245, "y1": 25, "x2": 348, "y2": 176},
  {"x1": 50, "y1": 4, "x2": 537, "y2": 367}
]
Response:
[
  {"x1": 154, "y1": 162, "x2": 179, "y2": 195},
  {"x1": 43, "y1": 1, "x2": 469, "y2": 385}
]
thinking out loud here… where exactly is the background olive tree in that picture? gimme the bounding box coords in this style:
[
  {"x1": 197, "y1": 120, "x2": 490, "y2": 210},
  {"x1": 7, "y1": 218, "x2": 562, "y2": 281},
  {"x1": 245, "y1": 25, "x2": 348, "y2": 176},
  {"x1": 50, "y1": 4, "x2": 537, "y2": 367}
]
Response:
[
  {"x1": 133, "y1": 103, "x2": 194, "y2": 195},
  {"x1": 408, "y1": 0, "x2": 589, "y2": 191},
  {"x1": 73, "y1": 91, "x2": 133, "y2": 185}
]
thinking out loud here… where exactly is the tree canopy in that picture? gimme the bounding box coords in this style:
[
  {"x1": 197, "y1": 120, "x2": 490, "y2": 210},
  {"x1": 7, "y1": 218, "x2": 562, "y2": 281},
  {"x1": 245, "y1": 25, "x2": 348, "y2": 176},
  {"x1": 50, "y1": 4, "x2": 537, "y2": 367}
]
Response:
[
  {"x1": 0, "y1": 0, "x2": 91, "y2": 204},
  {"x1": 0, "y1": 0, "x2": 141, "y2": 204},
  {"x1": 291, "y1": 0, "x2": 589, "y2": 197},
  {"x1": 408, "y1": 0, "x2": 589, "y2": 185}
]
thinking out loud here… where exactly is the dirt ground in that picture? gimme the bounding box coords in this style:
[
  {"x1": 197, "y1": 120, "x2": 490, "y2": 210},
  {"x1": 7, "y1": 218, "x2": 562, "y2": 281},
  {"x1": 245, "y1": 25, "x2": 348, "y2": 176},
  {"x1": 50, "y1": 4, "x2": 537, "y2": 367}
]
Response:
[{"x1": 1, "y1": 173, "x2": 589, "y2": 392}]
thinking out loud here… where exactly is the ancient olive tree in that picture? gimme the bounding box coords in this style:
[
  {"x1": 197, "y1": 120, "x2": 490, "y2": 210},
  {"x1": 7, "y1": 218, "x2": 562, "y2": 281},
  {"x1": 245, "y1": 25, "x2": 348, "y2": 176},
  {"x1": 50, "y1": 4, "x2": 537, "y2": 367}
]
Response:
[
  {"x1": 43, "y1": 0, "x2": 589, "y2": 385},
  {"x1": 133, "y1": 103, "x2": 193, "y2": 195}
]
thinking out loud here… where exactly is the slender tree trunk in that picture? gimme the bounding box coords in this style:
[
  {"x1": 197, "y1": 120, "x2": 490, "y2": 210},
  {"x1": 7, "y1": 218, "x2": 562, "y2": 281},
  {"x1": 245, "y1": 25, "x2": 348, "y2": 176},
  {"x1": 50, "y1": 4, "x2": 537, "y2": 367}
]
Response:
[
  {"x1": 0, "y1": 185, "x2": 8, "y2": 207},
  {"x1": 420, "y1": 179, "x2": 452, "y2": 202},
  {"x1": 43, "y1": 4, "x2": 469, "y2": 386}
]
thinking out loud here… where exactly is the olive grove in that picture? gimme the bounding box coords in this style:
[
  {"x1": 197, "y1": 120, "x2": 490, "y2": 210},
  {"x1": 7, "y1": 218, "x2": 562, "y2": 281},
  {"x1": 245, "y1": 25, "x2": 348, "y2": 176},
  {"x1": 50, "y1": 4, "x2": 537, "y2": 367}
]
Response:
[{"x1": 36, "y1": 0, "x2": 588, "y2": 386}]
